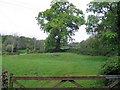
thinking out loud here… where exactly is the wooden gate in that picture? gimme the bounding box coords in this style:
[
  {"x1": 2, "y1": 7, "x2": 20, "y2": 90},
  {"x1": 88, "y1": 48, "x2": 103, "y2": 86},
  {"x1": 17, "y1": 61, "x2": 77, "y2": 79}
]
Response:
[{"x1": 9, "y1": 73, "x2": 120, "y2": 89}]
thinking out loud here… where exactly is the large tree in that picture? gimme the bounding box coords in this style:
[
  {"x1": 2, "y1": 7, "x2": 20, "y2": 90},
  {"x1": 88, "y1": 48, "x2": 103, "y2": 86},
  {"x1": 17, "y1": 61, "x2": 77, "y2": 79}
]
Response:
[
  {"x1": 36, "y1": 0, "x2": 85, "y2": 52},
  {"x1": 86, "y1": 1, "x2": 120, "y2": 56}
]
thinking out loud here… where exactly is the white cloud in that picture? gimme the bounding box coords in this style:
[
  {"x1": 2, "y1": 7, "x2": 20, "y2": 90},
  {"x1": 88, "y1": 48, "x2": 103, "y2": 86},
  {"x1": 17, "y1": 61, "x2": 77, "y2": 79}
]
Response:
[{"x1": 0, "y1": 0, "x2": 91, "y2": 42}]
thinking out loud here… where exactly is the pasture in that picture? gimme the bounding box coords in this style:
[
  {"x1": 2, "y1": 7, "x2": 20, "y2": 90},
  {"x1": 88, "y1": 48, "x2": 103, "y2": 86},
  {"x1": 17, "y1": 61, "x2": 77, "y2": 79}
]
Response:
[{"x1": 2, "y1": 53, "x2": 107, "y2": 88}]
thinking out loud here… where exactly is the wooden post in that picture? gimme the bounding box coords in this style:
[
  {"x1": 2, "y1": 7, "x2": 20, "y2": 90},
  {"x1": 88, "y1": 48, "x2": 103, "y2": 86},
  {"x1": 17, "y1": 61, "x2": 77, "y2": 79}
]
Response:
[
  {"x1": 2, "y1": 71, "x2": 8, "y2": 89},
  {"x1": 5, "y1": 71, "x2": 8, "y2": 89},
  {"x1": 10, "y1": 73, "x2": 13, "y2": 90}
]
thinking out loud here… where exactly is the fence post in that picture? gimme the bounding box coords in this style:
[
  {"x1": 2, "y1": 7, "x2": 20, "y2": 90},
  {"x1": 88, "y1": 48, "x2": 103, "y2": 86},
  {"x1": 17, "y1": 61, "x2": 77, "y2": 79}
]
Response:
[
  {"x1": 10, "y1": 73, "x2": 13, "y2": 90},
  {"x1": 2, "y1": 71, "x2": 8, "y2": 89}
]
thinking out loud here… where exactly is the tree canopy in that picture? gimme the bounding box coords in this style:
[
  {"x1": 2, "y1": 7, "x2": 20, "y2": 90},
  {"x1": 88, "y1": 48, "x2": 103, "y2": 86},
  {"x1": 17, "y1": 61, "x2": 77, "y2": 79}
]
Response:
[
  {"x1": 86, "y1": 1, "x2": 120, "y2": 56},
  {"x1": 36, "y1": 0, "x2": 85, "y2": 52}
]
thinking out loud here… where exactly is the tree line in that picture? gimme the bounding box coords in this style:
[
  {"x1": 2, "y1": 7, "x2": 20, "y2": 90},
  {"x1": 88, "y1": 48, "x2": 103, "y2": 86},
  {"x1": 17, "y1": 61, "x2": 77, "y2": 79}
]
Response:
[
  {"x1": 1, "y1": 0, "x2": 120, "y2": 57},
  {"x1": 2, "y1": 35, "x2": 45, "y2": 54},
  {"x1": 2, "y1": 0, "x2": 120, "y2": 57},
  {"x1": 68, "y1": 35, "x2": 117, "y2": 56}
]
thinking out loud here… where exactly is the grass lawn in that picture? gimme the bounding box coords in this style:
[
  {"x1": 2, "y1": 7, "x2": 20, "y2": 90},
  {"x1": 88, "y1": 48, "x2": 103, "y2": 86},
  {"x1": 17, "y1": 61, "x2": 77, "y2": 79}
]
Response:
[{"x1": 2, "y1": 53, "x2": 107, "y2": 88}]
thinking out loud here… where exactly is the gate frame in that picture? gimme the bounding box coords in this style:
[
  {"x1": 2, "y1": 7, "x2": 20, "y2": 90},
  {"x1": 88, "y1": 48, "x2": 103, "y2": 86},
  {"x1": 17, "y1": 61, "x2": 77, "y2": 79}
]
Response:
[{"x1": 9, "y1": 74, "x2": 120, "y2": 89}]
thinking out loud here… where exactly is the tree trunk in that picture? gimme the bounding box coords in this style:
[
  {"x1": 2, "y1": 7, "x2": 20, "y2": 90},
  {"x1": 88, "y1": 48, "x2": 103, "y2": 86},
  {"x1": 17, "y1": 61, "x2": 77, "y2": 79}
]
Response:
[
  {"x1": 55, "y1": 37, "x2": 61, "y2": 52},
  {"x1": 11, "y1": 44, "x2": 14, "y2": 53}
]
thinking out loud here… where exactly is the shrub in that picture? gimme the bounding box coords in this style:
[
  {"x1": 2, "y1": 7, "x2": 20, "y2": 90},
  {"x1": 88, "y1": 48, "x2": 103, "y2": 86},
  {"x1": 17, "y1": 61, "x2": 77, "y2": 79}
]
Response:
[
  {"x1": 100, "y1": 56, "x2": 120, "y2": 75},
  {"x1": 2, "y1": 51, "x2": 20, "y2": 55},
  {"x1": 100, "y1": 56, "x2": 120, "y2": 85}
]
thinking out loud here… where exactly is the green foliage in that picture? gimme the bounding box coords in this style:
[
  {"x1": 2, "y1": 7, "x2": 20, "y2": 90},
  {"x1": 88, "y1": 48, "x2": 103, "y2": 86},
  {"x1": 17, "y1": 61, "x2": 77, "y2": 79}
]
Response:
[
  {"x1": 86, "y1": 1, "x2": 120, "y2": 56},
  {"x1": 6, "y1": 44, "x2": 14, "y2": 52},
  {"x1": 100, "y1": 56, "x2": 120, "y2": 85},
  {"x1": 37, "y1": 0, "x2": 85, "y2": 52},
  {"x1": 100, "y1": 56, "x2": 120, "y2": 75},
  {"x1": 86, "y1": 15, "x2": 99, "y2": 33},
  {"x1": 67, "y1": 35, "x2": 117, "y2": 56},
  {"x1": 80, "y1": 1, "x2": 120, "y2": 82},
  {"x1": 2, "y1": 35, "x2": 45, "y2": 54}
]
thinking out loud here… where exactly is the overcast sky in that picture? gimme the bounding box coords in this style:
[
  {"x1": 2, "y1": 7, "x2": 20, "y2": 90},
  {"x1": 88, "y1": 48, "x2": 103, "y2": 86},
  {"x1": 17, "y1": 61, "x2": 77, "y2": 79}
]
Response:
[{"x1": 0, "y1": 0, "x2": 93, "y2": 42}]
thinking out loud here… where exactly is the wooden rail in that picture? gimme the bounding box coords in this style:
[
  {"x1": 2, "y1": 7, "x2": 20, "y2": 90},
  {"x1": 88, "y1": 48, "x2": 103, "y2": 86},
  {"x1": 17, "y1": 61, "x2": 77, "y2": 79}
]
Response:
[
  {"x1": 12, "y1": 75, "x2": 120, "y2": 80},
  {"x1": 9, "y1": 74, "x2": 120, "y2": 89}
]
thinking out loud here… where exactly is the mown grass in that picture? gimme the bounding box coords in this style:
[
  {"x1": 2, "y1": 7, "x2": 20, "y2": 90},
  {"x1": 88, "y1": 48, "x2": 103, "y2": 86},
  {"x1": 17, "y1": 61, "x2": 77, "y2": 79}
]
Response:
[{"x1": 2, "y1": 53, "x2": 107, "y2": 88}]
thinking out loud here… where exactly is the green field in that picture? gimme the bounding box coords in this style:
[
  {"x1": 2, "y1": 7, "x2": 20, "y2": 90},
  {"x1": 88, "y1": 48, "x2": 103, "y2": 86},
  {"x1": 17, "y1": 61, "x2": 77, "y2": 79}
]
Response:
[{"x1": 2, "y1": 53, "x2": 107, "y2": 88}]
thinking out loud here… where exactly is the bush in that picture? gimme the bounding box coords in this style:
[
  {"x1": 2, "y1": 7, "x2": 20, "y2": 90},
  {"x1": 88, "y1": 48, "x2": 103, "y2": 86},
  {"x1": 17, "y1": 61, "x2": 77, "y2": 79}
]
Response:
[
  {"x1": 100, "y1": 56, "x2": 120, "y2": 85},
  {"x1": 66, "y1": 48, "x2": 105, "y2": 56},
  {"x1": 100, "y1": 56, "x2": 120, "y2": 75},
  {"x1": 2, "y1": 51, "x2": 20, "y2": 55}
]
